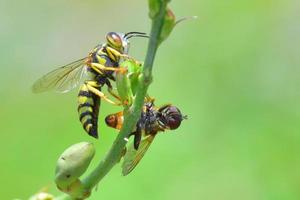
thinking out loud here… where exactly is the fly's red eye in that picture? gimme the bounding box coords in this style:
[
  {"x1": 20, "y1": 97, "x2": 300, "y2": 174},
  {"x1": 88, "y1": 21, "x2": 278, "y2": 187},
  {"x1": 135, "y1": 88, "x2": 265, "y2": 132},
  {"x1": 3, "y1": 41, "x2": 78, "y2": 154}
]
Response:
[
  {"x1": 159, "y1": 105, "x2": 184, "y2": 130},
  {"x1": 167, "y1": 114, "x2": 182, "y2": 130}
]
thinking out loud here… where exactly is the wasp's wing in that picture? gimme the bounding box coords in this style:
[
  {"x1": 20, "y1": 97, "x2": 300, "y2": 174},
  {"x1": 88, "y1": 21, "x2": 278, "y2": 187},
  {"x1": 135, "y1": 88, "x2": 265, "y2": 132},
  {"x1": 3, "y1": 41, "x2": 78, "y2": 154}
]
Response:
[
  {"x1": 32, "y1": 58, "x2": 88, "y2": 93},
  {"x1": 122, "y1": 135, "x2": 155, "y2": 176}
]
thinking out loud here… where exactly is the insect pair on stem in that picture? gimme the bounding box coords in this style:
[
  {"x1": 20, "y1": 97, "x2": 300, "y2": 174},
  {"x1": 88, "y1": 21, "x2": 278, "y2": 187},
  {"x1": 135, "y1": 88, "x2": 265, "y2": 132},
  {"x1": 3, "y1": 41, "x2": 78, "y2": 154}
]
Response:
[
  {"x1": 32, "y1": 31, "x2": 186, "y2": 175},
  {"x1": 28, "y1": 1, "x2": 197, "y2": 198}
]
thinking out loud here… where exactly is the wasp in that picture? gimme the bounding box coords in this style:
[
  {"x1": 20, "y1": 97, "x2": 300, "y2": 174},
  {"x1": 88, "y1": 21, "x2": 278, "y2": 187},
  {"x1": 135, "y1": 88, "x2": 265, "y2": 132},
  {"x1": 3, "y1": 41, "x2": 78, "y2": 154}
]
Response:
[
  {"x1": 32, "y1": 32, "x2": 148, "y2": 138},
  {"x1": 105, "y1": 98, "x2": 186, "y2": 175}
]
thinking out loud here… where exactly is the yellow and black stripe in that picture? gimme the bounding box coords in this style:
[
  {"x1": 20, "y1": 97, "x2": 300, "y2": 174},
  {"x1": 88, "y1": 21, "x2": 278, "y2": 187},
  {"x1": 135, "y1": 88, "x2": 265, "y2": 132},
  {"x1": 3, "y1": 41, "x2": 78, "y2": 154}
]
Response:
[
  {"x1": 78, "y1": 84, "x2": 100, "y2": 138},
  {"x1": 77, "y1": 45, "x2": 119, "y2": 138}
]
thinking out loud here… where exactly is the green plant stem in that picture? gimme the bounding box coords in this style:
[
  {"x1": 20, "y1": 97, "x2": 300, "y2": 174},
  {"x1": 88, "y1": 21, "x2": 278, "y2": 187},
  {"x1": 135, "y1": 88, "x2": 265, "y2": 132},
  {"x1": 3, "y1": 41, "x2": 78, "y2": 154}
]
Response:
[
  {"x1": 56, "y1": 1, "x2": 168, "y2": 199},
  {"x1": 81, "y1": 0, "x2": 167, "y2": 190}
]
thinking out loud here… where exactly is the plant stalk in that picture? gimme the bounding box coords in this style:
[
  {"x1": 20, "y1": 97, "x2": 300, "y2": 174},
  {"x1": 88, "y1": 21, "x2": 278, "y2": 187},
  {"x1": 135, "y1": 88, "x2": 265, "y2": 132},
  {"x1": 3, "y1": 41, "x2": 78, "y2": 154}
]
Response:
[{"x1": 56, "y1": 1, "x2": 168, "y2": 199}]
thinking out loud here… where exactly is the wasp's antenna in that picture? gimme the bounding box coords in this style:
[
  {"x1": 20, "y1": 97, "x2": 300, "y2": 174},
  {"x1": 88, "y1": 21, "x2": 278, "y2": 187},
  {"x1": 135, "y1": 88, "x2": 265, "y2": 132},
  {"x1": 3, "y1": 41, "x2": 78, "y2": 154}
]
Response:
[
  {"x1": 126, "y1": 35, "x2": 149, "y2": 39},
  {"x1": 125, "y1": 31, "x2": 147, "y2": 37},
  {"x1": 125, "y1": 32, "x2": 149, "y2": 39}
]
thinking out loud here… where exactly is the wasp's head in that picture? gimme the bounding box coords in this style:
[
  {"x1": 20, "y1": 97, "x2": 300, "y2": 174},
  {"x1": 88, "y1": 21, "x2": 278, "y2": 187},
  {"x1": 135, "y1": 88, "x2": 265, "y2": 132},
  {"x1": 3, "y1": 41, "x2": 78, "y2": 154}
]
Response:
[
  {"x1": 106, "y1": 32, "x2": 148, "y2": 53},
  {"x1": 158, "y1": 105, "x2": 187, "y2": 130}
]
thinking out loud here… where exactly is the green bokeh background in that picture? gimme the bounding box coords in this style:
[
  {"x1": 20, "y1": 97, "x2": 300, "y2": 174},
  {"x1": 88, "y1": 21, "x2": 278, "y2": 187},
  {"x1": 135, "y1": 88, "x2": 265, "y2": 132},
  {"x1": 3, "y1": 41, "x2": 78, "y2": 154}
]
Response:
[{"x1": 1, "y1": 0, "x2": 300, "y2": 199}]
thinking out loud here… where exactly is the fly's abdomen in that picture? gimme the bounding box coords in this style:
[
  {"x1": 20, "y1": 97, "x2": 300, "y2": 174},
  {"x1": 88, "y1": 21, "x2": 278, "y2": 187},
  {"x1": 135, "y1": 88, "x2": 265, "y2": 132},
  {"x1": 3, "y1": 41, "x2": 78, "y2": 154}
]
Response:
[{"x1": 78, "y1": 84, "x2": 100, "y2": 138}]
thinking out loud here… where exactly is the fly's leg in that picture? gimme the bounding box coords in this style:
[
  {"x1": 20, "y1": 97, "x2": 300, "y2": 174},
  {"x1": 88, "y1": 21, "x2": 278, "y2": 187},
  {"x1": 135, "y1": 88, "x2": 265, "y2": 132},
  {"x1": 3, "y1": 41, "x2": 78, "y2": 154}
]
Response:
[
  {"x1": 85, "y1": 81, "x2": 122, "y2": 106},
  {"x1": 129, "y1": 121, "x2": 142, "y2": 150},
  {"x1": 145, "y1": 95, "x2": 155, "y2": 103}
]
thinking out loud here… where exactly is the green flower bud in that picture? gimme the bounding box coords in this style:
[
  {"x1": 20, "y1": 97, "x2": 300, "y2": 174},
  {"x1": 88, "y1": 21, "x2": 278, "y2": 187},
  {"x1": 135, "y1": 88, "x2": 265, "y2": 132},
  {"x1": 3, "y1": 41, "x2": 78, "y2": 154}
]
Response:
[
  {"x1": 126, "y1": 61, "x2": 142, "y2": 95},
  {"x1": 116, "y1": 60, "x2": 142, "y2": 106},
  {"x1": 159, "y1": 8, "x2": 197, "y2": 45},
  {"x1": 55, "y1": 142, "x2": 95, "y2": 190},
  {"x1": 159, "y1": 8, "x2": 176, "y2": 44},
  {"x1": 116, "y1": 65, "x2": 133, "y2": 106}
]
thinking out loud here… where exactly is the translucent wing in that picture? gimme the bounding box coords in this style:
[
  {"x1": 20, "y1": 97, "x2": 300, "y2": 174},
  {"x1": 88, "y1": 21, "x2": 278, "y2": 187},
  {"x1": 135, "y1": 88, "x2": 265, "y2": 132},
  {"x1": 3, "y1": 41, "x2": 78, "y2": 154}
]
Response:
[
  {"x1": 122, "y1": 135, "x2": 155, "y2": 176},
  {"x1": 32, "y1": 58, "x2": 87, "y2": 93}
]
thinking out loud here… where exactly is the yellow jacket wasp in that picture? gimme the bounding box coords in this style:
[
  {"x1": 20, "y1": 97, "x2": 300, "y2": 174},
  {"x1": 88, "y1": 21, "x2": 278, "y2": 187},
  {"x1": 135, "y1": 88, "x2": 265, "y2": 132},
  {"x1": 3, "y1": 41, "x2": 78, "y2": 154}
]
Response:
[{"x1": 32, "y1": 32, "x2": 148, "y2": 138}]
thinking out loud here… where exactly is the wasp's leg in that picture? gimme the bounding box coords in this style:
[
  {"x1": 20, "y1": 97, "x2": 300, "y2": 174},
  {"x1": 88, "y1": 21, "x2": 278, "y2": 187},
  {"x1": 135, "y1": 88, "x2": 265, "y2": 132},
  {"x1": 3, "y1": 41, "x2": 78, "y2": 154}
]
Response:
[
  {"x1": 106, "y1": 46, "x2": 130, "y2": 60},
  {"x1": 105, "y1": 79, "x2": 121, "y2": 101},
  {"x1": 90, "y1": 63, "x2": 126, "y2": 74},
  {"x1": 106, "y1": 47, "x2": 141, "y2": 65},
  {"x1": 85, "y1": 81, "x2": 122, "y2": 106},
  {"x1": 108, "y1": 87, "x2": 122, "y2": 101}
]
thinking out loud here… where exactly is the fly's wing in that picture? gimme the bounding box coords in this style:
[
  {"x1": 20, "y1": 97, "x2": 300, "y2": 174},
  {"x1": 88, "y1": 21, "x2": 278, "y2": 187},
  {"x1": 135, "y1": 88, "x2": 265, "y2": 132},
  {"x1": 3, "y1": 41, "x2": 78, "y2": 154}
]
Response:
[
  {"x1": 32, "y1": 58, "x2": 87, "y2": 93},
  {"x1": 122, "y1": 135, "x2": 155, "y2": 176}
]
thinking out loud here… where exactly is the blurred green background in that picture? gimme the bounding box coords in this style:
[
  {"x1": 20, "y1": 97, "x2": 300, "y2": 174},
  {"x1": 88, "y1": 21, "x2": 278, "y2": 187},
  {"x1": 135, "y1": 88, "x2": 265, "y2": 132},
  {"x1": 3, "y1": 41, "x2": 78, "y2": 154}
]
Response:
[{"x1": 1, "y1": 0, "x2": 300, "y2": 199}]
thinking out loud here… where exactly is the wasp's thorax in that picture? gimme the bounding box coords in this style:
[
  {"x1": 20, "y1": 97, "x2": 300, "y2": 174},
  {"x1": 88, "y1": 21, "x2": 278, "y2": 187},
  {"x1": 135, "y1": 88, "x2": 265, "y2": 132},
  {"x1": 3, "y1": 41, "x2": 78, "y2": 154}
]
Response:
[{"x1": 157, "y1": 105, "x2": 185, "y2": 130}]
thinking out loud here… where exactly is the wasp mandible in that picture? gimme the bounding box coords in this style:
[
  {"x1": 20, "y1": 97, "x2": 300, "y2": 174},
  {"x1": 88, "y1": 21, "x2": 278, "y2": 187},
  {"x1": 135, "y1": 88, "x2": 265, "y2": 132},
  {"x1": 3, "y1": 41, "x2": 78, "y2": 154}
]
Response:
[
  {"x1": 105, "y1": 98, "x2": 186, "y2": 175},
  {"x1": 32, "y1": 32, "x2": 148, "y2": 138}
]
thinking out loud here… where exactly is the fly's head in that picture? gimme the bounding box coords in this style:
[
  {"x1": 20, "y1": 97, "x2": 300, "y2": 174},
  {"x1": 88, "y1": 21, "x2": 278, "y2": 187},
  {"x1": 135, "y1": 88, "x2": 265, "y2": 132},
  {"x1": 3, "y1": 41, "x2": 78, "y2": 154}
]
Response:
[{"x1": 157, "y1": 105, "x2": 187, "y2": 130}]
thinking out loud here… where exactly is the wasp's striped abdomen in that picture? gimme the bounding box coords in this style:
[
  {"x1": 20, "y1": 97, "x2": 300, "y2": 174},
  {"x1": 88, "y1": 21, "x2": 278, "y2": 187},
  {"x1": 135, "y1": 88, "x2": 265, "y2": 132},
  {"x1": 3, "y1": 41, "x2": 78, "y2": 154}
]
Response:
[{"x1": 78, "y1": 84, "x2": 100, "y2": 138}]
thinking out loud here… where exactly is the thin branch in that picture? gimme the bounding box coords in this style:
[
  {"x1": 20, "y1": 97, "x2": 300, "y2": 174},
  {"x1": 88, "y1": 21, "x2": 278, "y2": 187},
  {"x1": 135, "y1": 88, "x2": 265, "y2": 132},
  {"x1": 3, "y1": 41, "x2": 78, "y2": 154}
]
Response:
[
  {"x1": 56, "y1": 1, "x2": 168, "y2": 199},
  {"x1": 81, "y1": 0, "x2": 168, "y2": 190}
]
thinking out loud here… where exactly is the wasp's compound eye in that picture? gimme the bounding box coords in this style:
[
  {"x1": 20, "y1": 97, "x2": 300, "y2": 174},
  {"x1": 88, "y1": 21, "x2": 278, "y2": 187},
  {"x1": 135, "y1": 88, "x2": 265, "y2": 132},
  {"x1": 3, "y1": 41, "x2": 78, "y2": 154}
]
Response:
[{"x1": 106, "y1": 32, "x2": 122, "y2": 48}]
